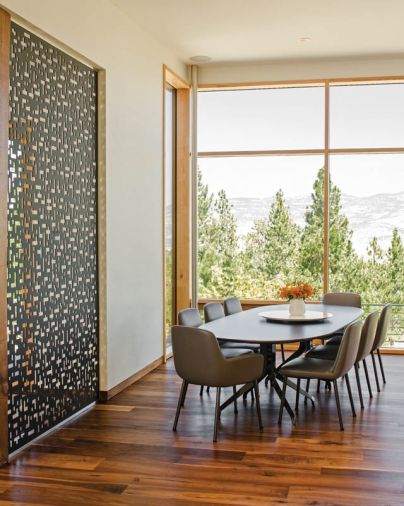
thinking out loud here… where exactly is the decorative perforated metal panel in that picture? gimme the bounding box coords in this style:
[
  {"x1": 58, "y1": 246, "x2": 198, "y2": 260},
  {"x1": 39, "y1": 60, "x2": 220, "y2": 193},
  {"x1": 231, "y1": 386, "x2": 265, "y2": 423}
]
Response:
[{"x1": 7, "y1": 23, "x2": 98, "y2": 452}]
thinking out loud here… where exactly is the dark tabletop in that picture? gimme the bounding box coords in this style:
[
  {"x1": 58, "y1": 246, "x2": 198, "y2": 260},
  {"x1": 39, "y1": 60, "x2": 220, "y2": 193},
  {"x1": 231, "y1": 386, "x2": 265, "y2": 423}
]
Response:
[{"x1": 200, "y1": 304, "x2": 363, "y2": 345}]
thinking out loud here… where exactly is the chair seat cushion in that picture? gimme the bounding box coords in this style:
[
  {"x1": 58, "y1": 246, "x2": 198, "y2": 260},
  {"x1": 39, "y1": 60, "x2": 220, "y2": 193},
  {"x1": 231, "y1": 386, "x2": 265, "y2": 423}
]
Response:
[
  {"x1": 219, "y1": 340, "x2": 260, "y2": 351},
  {"x1": 279, "y1": 356, "x2": 335, "y2": 380},
  {"x1": 306, "y1": 344, "x2": 338, "y2": 361},
  {"x1": 221, "y1": 347, "x2": 253, "y2": 359}
]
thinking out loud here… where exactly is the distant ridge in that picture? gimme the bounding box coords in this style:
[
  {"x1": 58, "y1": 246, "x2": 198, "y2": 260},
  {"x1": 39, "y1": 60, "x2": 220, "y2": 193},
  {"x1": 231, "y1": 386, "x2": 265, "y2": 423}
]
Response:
[{"x1": 230, "y1": 191, "x2": 404, "y2": 256}]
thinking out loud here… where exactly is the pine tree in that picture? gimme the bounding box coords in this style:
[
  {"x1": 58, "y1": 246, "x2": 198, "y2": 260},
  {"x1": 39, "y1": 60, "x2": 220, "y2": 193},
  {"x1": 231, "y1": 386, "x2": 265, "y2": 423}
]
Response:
[
  {"x1": 243, "y1": 190, "x2": 301, "y2": 297},
  {"x1": 386, "y1": 228, "x2": 404, "y2": 303},
  {"x1": 299, "y1": 167, "x2": 358, "y2": 293}
]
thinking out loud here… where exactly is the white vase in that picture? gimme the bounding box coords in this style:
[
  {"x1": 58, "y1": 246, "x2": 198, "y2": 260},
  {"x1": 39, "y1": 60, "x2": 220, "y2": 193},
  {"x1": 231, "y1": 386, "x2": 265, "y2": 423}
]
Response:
[{"x1": 289, "y1": 298, "x2": 306, "y2": 317}]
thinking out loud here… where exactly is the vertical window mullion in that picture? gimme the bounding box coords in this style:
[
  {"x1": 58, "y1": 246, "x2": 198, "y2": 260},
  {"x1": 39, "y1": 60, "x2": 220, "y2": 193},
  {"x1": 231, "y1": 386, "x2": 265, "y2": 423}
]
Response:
[{"x1": 323, "y1": 81, "x2": 330, "y2": 296}]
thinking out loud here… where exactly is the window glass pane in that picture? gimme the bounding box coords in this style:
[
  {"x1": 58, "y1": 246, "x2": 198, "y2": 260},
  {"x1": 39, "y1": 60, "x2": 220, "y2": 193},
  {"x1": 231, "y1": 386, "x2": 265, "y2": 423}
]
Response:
[
  {"x1": 330, "y1": 83, "x2": 404, "y2": 148},
  {"x1": 329, "y1": 154, "x2": 404, "y2": 348},
  {"x1": 198, "y1": 87, "x2": 325, "y2": 151},
  {"x1": 165, "y1": 87, "x2": 175, "y2": 345},
  {"x1": 198, "y1": 156, "x2": 324, "y2": 300}
]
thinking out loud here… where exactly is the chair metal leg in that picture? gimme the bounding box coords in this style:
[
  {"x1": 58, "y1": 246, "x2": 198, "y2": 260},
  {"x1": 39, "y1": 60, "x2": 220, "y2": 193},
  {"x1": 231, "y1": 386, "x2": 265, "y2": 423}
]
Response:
[
  {"x1": 281, "y1": 344, "x2": 286, "y2": 362},
  {"x1": 333, "y1": 380, "x2": 344, "y2": 431},
  {"x1": 254, "y1": 381, "x2": 263, "y2": 431},
  {"x1": 213, "y1": 387, "x2": 221, "y2": 442},
  {"x1": 295, "y1": 378, "x2": 301, "y2": 412},
  {"x1": 370, "y1": 352, "x2": 380, "y2": 393},
  {"x1": 200, "y1": 385, "x2": 204, "y2": 396},
  {"x1": 278, "y1": 379, "x2": 288, "y2": 425},
  {"x1": 377, "y1": 349, "x2": 386, "y2": 384},
  {"x1": 345, "y1": 373, "x2": 356, "y2": 417},
  {"x1": 304, "y1": 379, "x2": 310, "y2": 404},
  {"x1": 233, "y1": 385, "x2": 238, "y2": 414},
  {"x1": 206, "y1": 386, "x2": 210, "y2": 394},
  {"x1": 317, "y1": 379, "x2": 320, "y2": 393},
  {"x1": 173, "y1": 380, "x2": 188, "y2": 431},
  {"x1": 363, "y1": 358, "x2": 374, "y2": 397},
  {"x1": 181, "y1": 382, "x2": 188, "y2": 407},
  {"x1": 354, "y1": 362, "x2": 364, "y2": 409}
]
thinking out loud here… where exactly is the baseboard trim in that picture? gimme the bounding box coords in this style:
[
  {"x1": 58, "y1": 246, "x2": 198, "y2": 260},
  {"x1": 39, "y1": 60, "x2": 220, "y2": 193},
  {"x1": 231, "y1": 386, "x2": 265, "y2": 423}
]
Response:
[{"x1": 99, "y1": 356, "x2": 164, "y2": 401}]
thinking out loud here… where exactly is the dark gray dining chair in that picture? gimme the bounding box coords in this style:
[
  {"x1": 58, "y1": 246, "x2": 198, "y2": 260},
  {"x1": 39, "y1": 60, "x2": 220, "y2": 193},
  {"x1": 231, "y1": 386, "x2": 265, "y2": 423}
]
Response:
[
  {"x1": 204, "y1": 301, "x2": 225, "y2": 322},
  {"x1": 223, "y1": 297, "x2": 242, "y2": 316},
  {"x1": 370, "y1": 304, "x2": 392, "y2": 391},
  {"x1": 307, "y1": 311, "x2": 379, "y2": 409},
  {"x1": 171, "y1": 326, "x2": 264, "y2": 441},
  {"x1": 178, "y1": 307, "x2": 203, "y2": 327},
  {"x1": 222, "y1": 298, "x2": 260, "y2": 353},
  {"x1": 278, "y1": 320, "x2": 362, "y2": 431},
  {"x1": 323, "y1": 292, "x2": 362, "y2": 345},
  {"x1": 178, "y1": 307, "x2": 253, "y2": 400}
]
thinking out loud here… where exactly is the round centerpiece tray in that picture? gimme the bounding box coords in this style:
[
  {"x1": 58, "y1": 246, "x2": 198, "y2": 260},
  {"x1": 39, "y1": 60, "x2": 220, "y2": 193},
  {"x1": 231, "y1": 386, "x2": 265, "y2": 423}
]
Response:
[{"x1": 258, "y1": 310, "x2": 333, "y2": 323}]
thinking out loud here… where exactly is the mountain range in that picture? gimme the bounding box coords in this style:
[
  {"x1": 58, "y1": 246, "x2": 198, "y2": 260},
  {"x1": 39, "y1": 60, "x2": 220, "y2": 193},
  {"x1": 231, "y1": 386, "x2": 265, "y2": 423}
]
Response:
[{"x1": 230, "y1": 191, "x2": 404, "y2": 256}]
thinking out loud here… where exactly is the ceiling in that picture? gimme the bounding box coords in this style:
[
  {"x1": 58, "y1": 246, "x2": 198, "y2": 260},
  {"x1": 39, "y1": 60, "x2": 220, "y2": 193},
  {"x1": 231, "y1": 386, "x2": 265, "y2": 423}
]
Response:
[{"x1": 111, "y1": 0, "x2": 404, "y2": 64}]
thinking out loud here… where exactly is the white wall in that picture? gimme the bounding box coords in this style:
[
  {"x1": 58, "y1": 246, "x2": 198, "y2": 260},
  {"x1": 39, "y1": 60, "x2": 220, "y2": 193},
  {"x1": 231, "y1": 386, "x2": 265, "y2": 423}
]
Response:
[
  {"x1": 198, "y1": 56, "x2": 404, "y2": 84},
  {"x1": 1, "y1": 0, "x2": 187, "y2": 390}
]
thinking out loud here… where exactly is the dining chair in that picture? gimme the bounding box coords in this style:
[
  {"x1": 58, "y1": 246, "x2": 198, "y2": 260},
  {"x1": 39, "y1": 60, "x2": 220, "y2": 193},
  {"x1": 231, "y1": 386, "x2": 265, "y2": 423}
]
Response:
[
  {"x1": 370, "y1": 304, "x2": 392, "y2": 391},
  {"x1": 178, "y1": 307, "x2": 203, "y2": 327},
  {"x1": 222, "y1": 298, "x2": 260, "y2": 353},
  {"x1": 306, "y1": 311, "x2": 379, "y2": 409},
  {"x1": 223, "y1": 297, "x2": 242, "y2": 316},
  {"x1": 171, "y1": 325, "x2": 264, "y2": 441},
  {"x1": 278, "y1": 320, "x2": 362, "y2": 431},
  {"x1": 177, "y1": 307, "x2": 253, "y2": 398},
  {"x1": 204, "y1": 301, "x2": 225, "y2": 323},
  {"x1": 322, "y1": 292, "x2": 362, "y2": 345}
]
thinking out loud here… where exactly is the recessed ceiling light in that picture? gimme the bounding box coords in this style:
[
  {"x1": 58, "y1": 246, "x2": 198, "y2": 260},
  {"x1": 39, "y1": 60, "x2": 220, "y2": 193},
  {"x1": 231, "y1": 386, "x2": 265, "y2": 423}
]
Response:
[
  {"x1": 299, "y1": 36, "x2": 311, "y2": 43},
  {"x1": 189, "y1": 55, "x2": 212, "y2": 63}
]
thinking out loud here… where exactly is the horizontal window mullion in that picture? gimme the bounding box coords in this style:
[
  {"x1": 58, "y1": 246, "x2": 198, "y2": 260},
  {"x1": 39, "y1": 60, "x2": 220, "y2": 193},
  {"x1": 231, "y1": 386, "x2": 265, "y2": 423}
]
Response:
[{"x1": 198, "y1": 147, "x2": 404, "y2": 158}]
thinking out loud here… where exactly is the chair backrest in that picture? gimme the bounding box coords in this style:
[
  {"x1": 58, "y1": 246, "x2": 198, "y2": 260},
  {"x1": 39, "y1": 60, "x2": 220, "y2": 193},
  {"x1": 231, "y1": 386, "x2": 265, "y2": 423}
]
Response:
[
  {"x1": 356, "y1": 311, "x2": 379, "y2": 362},
  {"x1": 224, "y1": 297, "x2": 242, "y2": 316},
  {"x1": 171, "y1": 325, "x2": 226, "y2": 385},
  {"x1": 323, "y1": 292, "x2": 361, "y2": 308},
  {"x1": 332, "y1": 320, "x2": 362, "y2": 378},
  {"x1": 372, "y1": 304, "x2": 392, "y2": 351},
  {"x1": 204, "y1": 302, "x2": 225, "y2": 323},
  {"x1": 178, "y1": 308, "x2": 202, "y2": 327}
]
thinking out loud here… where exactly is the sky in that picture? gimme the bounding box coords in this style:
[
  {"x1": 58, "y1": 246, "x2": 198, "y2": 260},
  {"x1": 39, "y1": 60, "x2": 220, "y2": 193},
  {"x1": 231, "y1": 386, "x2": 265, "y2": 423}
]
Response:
[{"x1": 197, "y1": 84, "x2": 404, "y2": 199}]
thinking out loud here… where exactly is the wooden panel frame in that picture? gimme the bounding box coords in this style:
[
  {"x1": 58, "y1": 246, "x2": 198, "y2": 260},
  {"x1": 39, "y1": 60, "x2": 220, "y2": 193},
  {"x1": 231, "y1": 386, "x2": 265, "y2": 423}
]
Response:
[
  {"x1": 0, "y1": 10, "x2": 108, "y2": 456},
  {"x1": 162, "y1": 65, "x2": 190, "y2": 362},
  {"x1": 0, "y1": 7, "x2": 10, "y2": 465}
]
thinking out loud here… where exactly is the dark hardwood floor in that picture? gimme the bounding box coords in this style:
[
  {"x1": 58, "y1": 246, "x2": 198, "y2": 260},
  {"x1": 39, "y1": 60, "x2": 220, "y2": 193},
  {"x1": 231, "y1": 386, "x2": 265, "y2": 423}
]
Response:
[{"x1": 0, "y1": 355, "x2": 403, "y2": 505}]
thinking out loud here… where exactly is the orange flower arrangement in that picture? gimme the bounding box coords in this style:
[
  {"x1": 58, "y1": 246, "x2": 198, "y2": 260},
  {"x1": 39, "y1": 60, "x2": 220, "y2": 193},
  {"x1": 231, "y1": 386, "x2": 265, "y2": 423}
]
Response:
[{"x1": 279, "y1": 283, "x2": 315, "y2": 301}]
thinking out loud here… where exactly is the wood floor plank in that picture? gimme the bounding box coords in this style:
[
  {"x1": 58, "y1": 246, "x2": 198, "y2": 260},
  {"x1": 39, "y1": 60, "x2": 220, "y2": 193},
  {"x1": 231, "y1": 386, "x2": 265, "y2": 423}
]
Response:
[{"x1": 0, "y1": 354, "x2": 403, "y2": 505}]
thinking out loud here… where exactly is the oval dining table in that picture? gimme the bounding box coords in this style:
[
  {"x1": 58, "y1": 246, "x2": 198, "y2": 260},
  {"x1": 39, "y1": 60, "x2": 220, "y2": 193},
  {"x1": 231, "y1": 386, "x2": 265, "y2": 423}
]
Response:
[{"x1": 200, "y1": 303, "x2": 363, "y2": 423}]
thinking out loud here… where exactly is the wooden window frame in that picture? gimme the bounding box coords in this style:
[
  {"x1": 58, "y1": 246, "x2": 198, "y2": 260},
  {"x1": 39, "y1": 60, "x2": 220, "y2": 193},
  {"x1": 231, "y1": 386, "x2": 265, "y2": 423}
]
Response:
[
  {"x1": 197, "y1": 75, "x2": 404, "y2": 353},
  {"x1": 162, "y1": 66, "x2": 190, "y2": 362}
]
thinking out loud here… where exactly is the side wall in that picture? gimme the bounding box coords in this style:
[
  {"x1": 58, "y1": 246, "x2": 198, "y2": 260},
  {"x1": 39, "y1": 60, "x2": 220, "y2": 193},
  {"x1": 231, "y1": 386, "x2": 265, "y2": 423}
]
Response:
[{"x1": 0, "y1": 0, "x2": 187, "y2": 391}]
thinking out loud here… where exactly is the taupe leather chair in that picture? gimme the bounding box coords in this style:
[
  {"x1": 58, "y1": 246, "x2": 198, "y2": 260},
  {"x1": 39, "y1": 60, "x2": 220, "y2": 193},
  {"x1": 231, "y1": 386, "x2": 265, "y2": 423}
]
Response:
[
  {"x1": 204, "y1": 302, "x2": 225, "y2": 323},
  {"x1": 307, "y1": 311, "x2": 379, "y2": 409},
  {"x1": 323, "y1": 292, "x2": 362, "y2": 346},
  {"x1": 278, "y1": 320, "x2": 362, "y2": 430},
  {"x1": 221, "y1": 298, "x2": 260, "y2": 354},
  {"x1": 178, "y1": 307, "x2": 203, "y2": 327},
  {"x1": 171, "y1": 326, "x2": 264, "y2": 441},
  {"x1": 223, "y1": 297, "x2": 242, "y2": 316},
  {"x1": 178, "y1": 307, "x2": 253, "y2": 398},
  {"x1": 371, "y1": 304, "x2": 392, "y2": 391}
]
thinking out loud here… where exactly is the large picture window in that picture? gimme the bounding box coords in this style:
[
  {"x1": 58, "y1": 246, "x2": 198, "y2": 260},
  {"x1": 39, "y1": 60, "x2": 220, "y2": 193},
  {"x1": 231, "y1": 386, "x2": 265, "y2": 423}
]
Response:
[{"x1": 197, "y1": 80, "x2": 404, "y2": 348}]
